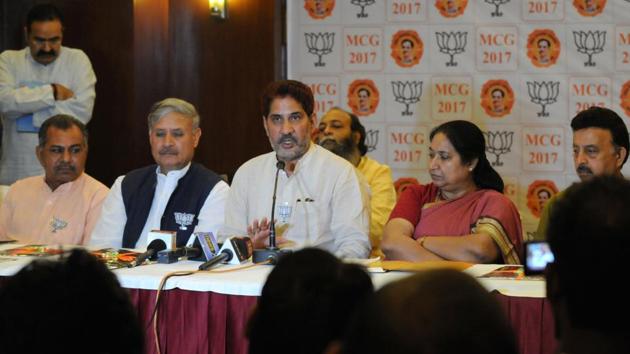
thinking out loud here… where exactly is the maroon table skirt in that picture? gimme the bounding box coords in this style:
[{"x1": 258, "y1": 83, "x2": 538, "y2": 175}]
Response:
[
  {"x1": 495, "y1": 292, "x2": 558, "y2": 354},
  {"x1": 129, "y1": 288, "x2": 257, "y2": 354},
  {"x1": 129, "y1": 288, "x2": 557, "y2": 354}
]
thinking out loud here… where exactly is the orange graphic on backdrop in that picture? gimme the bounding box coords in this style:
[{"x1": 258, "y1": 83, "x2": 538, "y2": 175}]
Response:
[
  {"x1": 304, "y1": 0, "x2": 335, "y2": 20},
  {"x1": 526, "y1": 180, "x2": 559, "y2": 218},
  {"x1": 390, "y1": 30, "x2": 423, "y2": 68},
  {"x1": 619, "y1": 81, "x2": 630, "y2": 118},
  {"x1": 347, "y1": 79, "x2": 380, "y2": 117},
  {"x1": 435, "y1": 0, "x2": 468, "y2": 18},
  {"x1": 480, "y1": 80, "x2": 515, "y2": 118},
  {"x1": 527, "y1": 29, "x2": 561, "y2": 68},
  {"x1": 573, "y1": 0, "x2": 606, "y2": 17}
]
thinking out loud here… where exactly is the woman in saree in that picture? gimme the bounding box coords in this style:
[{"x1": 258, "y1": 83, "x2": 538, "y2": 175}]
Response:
[{"x1": 381, "y1": 120, "x2": 523, "y2": 264}]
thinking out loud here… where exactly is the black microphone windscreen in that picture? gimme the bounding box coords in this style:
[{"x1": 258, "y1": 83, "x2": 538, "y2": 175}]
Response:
[
  {"x1": 147, "y1": 239, "x2": 167, "y2": 253},
  {"x1": 276, "y1": 161, "x2": 285, "y2": 170}
]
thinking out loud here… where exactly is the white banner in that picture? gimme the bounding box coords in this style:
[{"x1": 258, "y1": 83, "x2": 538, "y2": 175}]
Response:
[{"x1": 288, "y1": 0, "x2": 630, "y2": 234}]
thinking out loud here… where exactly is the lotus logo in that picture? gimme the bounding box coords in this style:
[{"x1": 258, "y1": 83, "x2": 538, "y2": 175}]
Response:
[
  {"x1": 435, "y1": 31, "x2": 467, "y2": 67},
  {"x1": 304, "y1": 32, "x2": 335, "y2": 67},
  {"x1": 49, "y1": 216, "x2": 68, "y2": 233},
  {"x1": 484, "y1": 131, "x2": 514, "y2": 167},
  {"x1": 391, "y1": 81, "x2": 423, "y2": 116},
  {"x1": 351, "y1": 0, "x2": 375, "y2": 18},
  {"x1": 485, "y1": 0, "x2": 510, "y2": 17},
  {"x1": 365, "y1": 129, "x2": 379, "y2": 152},
  {"x1": 526, "y1": 81, "x2": 560, "y2": 117},
  {"x1": 572, "y1": 30, "x2": 606, "y2": 67}
]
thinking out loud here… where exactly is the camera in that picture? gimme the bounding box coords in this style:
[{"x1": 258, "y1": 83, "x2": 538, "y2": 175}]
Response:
[{"x1": 524, "y1": 241, "x2": 555, "y2": 276}]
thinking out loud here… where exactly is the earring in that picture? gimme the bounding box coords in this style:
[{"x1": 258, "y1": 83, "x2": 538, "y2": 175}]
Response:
[{"x1": 468, "y1": 167, "x2": 473, "y2": 171}]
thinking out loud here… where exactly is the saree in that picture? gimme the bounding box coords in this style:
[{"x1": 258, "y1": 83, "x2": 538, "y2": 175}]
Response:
[{"x1": 389, "y1": 183, "x2": 523, "y2": 264}]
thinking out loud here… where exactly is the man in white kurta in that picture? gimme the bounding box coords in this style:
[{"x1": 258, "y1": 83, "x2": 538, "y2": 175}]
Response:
[
  {"x1": 0, "y1": 4, "x2": 96, "y2": 184},
  {"x1": 224, "y1": 80, "x2": 370, "y2": 259}
]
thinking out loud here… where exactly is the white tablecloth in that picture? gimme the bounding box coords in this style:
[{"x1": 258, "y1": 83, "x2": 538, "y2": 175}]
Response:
[{"x1": 0, "y1": 244, "x2": 545, "y2": 298}]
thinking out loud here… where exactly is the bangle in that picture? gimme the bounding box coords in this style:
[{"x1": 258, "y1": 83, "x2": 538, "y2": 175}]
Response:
[{"x1": 51, "y1": 84, "x2": 58, "y2": 100}]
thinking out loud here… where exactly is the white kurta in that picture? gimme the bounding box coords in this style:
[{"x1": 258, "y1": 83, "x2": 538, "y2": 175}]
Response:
[
  {"x1": 90, "y1": 164, "x2": 230, "y2": 249},
  {"x1": 224, "y1": 144, "x2": 371, "y2": 259},
  {"x1": 0, "y1": 47, "x2": 96, "y2": 184}
]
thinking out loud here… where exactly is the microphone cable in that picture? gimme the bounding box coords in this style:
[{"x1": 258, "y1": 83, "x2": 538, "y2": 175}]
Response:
[{"x1": 149, "y1": 260, "x2": 271, "y2": 354}]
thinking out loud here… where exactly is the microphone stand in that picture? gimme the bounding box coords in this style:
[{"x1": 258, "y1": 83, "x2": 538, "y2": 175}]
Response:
[
  {"x1": 253, "y1": 160, "x2": 292, "y2": 264},
  {"x1": 268, "y1": 161, "x2": 282, "y2": 250}
]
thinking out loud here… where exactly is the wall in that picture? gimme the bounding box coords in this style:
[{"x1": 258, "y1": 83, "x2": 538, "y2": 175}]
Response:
[
  {"x1": 288, "y1": 0, "x2": 630, "y2": 233},
  {"x1": 0, "y1": 0, "x2": 282, "y2": 186}
]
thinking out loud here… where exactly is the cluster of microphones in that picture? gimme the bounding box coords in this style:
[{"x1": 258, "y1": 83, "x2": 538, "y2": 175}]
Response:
[{"x1": 128, "y1": 231, "x2": 254, "y2": 270}]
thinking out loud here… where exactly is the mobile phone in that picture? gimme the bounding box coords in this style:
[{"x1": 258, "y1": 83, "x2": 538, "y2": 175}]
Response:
[{"x1": 524, "y1": 241, "x2": 555, "y2": 276}]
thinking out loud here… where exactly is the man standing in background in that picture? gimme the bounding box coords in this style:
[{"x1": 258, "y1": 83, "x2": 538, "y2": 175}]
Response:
[{"x1": 0, "y1": 3, "x2": 96, "y2": 185}]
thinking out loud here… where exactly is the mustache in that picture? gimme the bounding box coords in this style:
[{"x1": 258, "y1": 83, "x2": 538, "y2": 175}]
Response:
[
  {"x1": 54, "y1": 162, "x2": 76, "y2": 172},
  {"x1": 36, "y1": 50, "x2": 56, "y2": 57},
  {"x1": 277, "y1": 134, "x2": 297, "y2": 145},
  {"x1": 159, "y1": 147, "x2": 178, "y2": 155},
  {"x1": 318, "y1": 137, "x2": 337, "y2": 146},
  {"x1": 576, "y1": 164, "x2": 593, "y2": 175}
]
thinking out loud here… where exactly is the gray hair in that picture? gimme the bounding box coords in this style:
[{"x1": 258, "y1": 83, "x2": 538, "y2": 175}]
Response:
[{"x1": 147, "y1": 98, "x2": 200, "y2": 131}]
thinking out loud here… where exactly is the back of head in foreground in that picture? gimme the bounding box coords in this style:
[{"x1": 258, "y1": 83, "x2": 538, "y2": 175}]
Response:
[
  {"x1": 0, "y1": 249, "x2": 144, "y2": 354},
  {"x1": 546, "y1": 176, "x2": 630, "y2": 352},
  {"x1": 247, "y1": 248, "x2": 374, "y2": 354},
  {"x1": 343, "y1": 268, "x2": 518, "y2": 354}
]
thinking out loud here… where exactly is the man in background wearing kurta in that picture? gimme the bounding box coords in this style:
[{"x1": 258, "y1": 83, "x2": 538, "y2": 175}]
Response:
[
  {"x1": 224, "y1": 80, "x2": 370, "y2": 259},
  {"x1": 317, "y1": 107, "x2": 396, "y2": 257},
  {"x1": 0, "y1": 115, "x2": 108, "y2": 244},
  {"x1": 0, "y1": 3, "x2": 96, "y2": 185}
]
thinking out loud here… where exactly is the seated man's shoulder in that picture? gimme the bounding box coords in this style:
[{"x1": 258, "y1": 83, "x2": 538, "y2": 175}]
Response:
[
  {"x1": 234, "y1": 152, "x2": 277, "y2": 175},
  {"x1": 189, "y1": 162, "x2": 225, "y2": 183},
  {"x1": 10, "y1": 175, "x2": 42, "y2": 188},
  {"x1": 359, "y1": 156, "x2": 393, "y2": 178},
  {"x1": 123, "y1": 163, "x2": 222, "y2": 184},
  {"x1": 0, "y1": 48, "x2": 26, "y2": 62},
  {"x1": 4, "y1": 176, "x2": 41, "y2": 201},
  {"x1": 123, "y1": 165, "x2": 156, "y2": 181},
  {"x1": 81, "y1": 173, "x2": 109, "y2": 194},
  {"x1": 60, "y1": 47, "x2": 91, "y2": 62}
]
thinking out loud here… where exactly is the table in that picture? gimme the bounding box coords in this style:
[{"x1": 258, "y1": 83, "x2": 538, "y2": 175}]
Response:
[{"x1": 0, "y1": 247, "x2": 556, "y2": 354}]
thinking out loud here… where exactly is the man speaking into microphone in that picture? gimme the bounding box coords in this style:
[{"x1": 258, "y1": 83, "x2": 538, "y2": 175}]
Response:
[{"x1": 224, "y1": 80, "x2": 370, "y2": 259}]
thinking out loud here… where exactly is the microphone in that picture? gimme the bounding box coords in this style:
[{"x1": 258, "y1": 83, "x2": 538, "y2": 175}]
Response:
[
  {"x1": 157, "y1": 246, "x2": 202, "y2": 264},
  {"x1": 252, "y1": 160, "x2": 292, "y2": 265},
  {"x1": 129, "y1": 239, "x2": 167, "y2": 267},
  {"x1": 193, "y1": 232, "x2": 220, "y2": 261},
  {"x1": 269, "y1": 160, "x2": 285, "y2": 249},
  {"x1": 199, "y1": 237, "x2": 253, "y2": 270}
]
